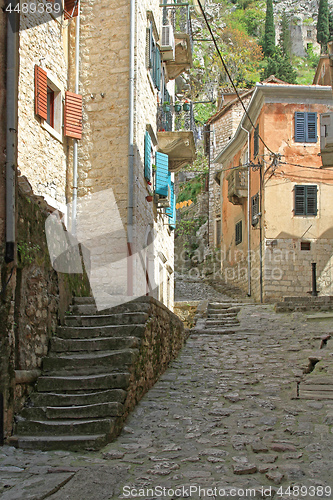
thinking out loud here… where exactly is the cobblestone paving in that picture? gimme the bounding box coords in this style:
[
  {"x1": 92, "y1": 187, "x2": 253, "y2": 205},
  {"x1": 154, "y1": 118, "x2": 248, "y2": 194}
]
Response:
[{"x1": 1, "y1": 305, "x2": 333, "y2": 500}]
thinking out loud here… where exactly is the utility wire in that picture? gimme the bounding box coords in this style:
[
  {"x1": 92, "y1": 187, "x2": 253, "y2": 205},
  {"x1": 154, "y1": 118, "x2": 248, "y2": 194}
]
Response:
[{"x1": 196, "y1": 0, "x2": 276, "y2": 157}]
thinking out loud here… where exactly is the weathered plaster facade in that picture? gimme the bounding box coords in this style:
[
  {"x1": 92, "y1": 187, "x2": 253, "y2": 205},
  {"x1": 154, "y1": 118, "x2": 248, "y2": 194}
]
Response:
[{"x1": 215, "y1": 84, "x2": 333, "y2": 302}]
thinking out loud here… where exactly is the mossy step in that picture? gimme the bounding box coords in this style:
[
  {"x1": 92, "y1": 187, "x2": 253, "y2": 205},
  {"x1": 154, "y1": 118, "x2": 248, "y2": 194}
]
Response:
[
  {"x1": 30, "y1": 389, "x2": 127, "y2": 407},
  {"x1": 64, "y1": 312, "x2": 149, "y2": 327},
  {"x1": 21, "y1": 401, "x2": 124, "y2": 420},
  {"x1": 56, "y1": 324, "x2": 145, "y2": 339},
  {"x1": 15, "y1": 417, "x2": 115, "y2": 436},
  {"x1": 9, "y1": 434, "x2": 107, "y2": 451},
  {"x1": 51, "y1": 336, "x2": 140, "y2": 352}
]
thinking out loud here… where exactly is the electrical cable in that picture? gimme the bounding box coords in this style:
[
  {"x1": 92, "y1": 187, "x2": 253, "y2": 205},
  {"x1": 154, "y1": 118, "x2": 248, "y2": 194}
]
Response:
[
  {"x1": 196, "y1": 0, "x2": 276, "y2": 157},
  {"x1": 0, "y1": 267, "x2": 14, "y2": 298}
]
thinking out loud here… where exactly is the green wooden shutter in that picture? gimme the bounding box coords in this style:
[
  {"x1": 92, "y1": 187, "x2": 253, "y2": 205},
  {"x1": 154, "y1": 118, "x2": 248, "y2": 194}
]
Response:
[
  {"x1": 144, "y1": 131, "x2": 151, "y2": 181},
  {"x1": 156, "y1": 47, "x2": 161, "y2": 91},
  {"x1": 306, "y1": 112, "x2": 317, "y2": 143},
  {"x1": 155, "y1": 152, "x2": 169, "y2": 196},
  {"x1": 306, "y1": 185, "x2": 317, "y2": 215},
  {"x1": 295, "y1": 112, "x2": 305, "y2": 142}
]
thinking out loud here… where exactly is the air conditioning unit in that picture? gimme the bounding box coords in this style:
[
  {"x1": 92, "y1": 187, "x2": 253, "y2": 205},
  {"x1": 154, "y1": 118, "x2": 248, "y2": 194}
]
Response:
[
  {"x1": 160, "y1": 25, "x2": 175, "y2": 61},
  {"x1": 320, "y1": 113, "x2": 333, "y2": 167},
  {"x1": 157, "y1": 185, "x2": 171, "y2": 208}
]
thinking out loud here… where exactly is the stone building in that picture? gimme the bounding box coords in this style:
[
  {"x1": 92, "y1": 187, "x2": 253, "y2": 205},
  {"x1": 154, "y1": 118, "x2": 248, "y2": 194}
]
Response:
[
  {"x1": 0, "y1": 0, "x2": 195, "y2": 441},
  {"x1": 213, "y1": 83, "x2": 333, "y2": 302}
]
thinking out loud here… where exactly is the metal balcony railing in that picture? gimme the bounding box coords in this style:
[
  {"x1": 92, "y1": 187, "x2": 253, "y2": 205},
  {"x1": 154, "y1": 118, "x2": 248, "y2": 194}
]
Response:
[
  {"x1": 157, "y1": 102, "x2": 198, "y2": 144},
  {"x1": 161, "y1": 1, "x2": 193, "y2": 51}
]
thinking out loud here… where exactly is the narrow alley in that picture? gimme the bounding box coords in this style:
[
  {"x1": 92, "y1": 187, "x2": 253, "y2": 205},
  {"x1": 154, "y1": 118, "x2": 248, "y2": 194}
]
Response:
[{"x1": 1, "y1": 281, "x2": 333, "y2": 499}]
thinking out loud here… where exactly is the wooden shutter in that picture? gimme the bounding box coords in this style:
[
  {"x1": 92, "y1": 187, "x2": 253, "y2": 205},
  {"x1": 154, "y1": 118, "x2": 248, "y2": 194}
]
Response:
[
  {"x1": 144, "y1": 131, "x2": 151, "y2": 181},
  {"x1": 155, "y1": 152, "x2": 169, "y2": 196},
  {"x1": 235, "y1": 220, "x2": 242, "y2": 245},
  {"x1": 35, "y1": 65, "x2": 47, "y2": 120},
  {"x1": 306, "y1": 185, "x2": 317, "y2": 215},
  {"x1": 146, "y1": 26, "x2": 152, "y2": 69},
  {"x1": 294, "y1": 185, "x2": 305, "y2": 215},
  {"x1": 251, "y1": 193, "x2": 259, "y2": 226},
  {"x1": 155, "y1": 47, "x2": 161, "y2": 91},
  {"x1": 64, "y1": 0, "x2": 78, "y2": 19},
  {"x1": 166, "y1": 177, "x2": 176, "y2": 229},
  {"x1": 295, "y1": 112, "x2": 306, "y2": 142},
  {"x1": 64, "y1": 91, "x2": 82, "y2": 139},
  {"x1": 306, "y1": 112, "x2": 317, "y2": 142}
]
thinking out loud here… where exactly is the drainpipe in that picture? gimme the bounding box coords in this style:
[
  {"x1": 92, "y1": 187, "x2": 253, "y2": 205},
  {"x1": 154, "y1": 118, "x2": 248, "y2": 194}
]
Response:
[
  {"x1": 72, "y1": 0, "x2": 80, "y2": 234},
  {"x1": 259, "y1": 162, "x2": 263, "y2": 303},
  {"x1": 127, "y1": 0, "x2": 135, "y2": 295},
  {"x1": 241, "y1": 124, "x2": 251, "y2": 297},
  {"x1": 5, "y1": 8, "x2": 19, "y2": 264}
]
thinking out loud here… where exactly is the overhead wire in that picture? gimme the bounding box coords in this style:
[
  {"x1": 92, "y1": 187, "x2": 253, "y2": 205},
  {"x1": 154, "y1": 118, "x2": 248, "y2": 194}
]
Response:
[{"x1": 196, "y1": 0, "x2": 277, "y2": 158}]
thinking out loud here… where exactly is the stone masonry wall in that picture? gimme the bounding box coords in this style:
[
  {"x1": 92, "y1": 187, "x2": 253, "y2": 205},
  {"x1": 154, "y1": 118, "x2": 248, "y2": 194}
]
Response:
[
  {"x1": 208, "y1": 97, "x2": 251, "y2": 248},
  {"x1": 264, "y1": 238, "x2": 333, "y2": 301},
  {"x1": 78, "y1": 0, "x2": 175, "y2": 310},
  {"x1": 125, "y1": 296, "x2": 185, "y2": 414},
  {"x1": 17, "y1": 11, "x2": 69, "y2": 209}
]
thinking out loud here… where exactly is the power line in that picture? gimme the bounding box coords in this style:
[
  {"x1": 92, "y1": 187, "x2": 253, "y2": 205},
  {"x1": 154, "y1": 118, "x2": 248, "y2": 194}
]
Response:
[{"x1": 196, "y1": 0, "x2": 276, "y2": 158}]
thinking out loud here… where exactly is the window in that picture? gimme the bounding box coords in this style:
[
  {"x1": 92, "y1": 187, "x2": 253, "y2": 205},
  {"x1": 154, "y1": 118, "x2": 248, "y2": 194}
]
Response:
[
  {"x1": 251, "y1": 193, "x2": 259, "y2": 226},
  {"x1": 295, "y1": 112, "x2": 317, "y2": 143},
  {"x1": 144, "y1": 130, "x2": 153, "y2": 182},
  {"x1": 235, "y1": 220, "x2": 242, "y2": 245},
  {"x1": 46, "y1": 86, "x2": 55, "y2": 128},
  {"x1": 35, "y1": 65, "x2": 82, "y2": 142},
  {"x1": 294, "y1": 185, "x2": 317, "y2": 216},
  {"x1": 215, "y1": 218, "x2": 221, "y2": 247},
  {"x1": 64, "y1": 0, "x2": 78, "y2": 19},
  {"x1": 301, "y1": 241, "x2": 311, "y2": 251},
  {"x1": 254, "y1": 124, "x2": 259, "y2": 158}
]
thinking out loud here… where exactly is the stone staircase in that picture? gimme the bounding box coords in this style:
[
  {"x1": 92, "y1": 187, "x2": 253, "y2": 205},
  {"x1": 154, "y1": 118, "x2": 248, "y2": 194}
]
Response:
[
  {"x1": 10, "y1": 296, "x2": 172, "y2": 451},
  {"x1": 192, "y1": 302, "x2": 241, "y2": 334},
  {"x1": 275, "y1": 296, "x2": 333, "y2": 313}
]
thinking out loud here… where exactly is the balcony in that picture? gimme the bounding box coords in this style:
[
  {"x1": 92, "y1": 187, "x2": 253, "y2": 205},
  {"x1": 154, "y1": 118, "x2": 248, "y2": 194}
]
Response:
[
  {"x1": 160, "y1": 2, "x2": 193, "y2": 80},
  {"x1": 227, "y1": 167, "x2": 248, "y2": 205},
  {"x1": 157, "y1": 103, "x2": 196, "y2": 172}
]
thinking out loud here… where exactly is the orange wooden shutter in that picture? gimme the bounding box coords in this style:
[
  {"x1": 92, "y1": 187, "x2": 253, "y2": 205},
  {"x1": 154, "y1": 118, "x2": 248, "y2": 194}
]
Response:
[
  {"x1": 34, "y1": 65, "x2": 47, "y2": 120},
  {"x1": 64, "y1": 91, "x2": 82, "y2": 139},
  {"x1": 64, "y1": 0, "x2": 78, "y2": 19}
]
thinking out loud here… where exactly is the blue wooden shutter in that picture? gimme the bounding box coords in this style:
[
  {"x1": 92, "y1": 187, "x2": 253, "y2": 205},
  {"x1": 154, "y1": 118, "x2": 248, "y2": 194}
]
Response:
[
  {"x1": 144, "y1": 131, "x2": 151, "y2": 181},
  {"x1": 306, "y1": 112, "x2": 317, "y2": 142},
  {"x1": 155, "y1": 152, "x2": 169, "y2": 196},
  {"x1": 170, "y1": 183, "x2": 176, "y2": 229},
  {"x1": 295, "y1": 112, "x2": 305, "y2": 142}
]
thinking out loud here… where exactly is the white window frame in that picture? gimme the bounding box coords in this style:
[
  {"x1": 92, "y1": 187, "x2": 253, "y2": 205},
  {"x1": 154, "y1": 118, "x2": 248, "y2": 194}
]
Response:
[{"x1": 41, "y1": 71, "x2": 64, "y2": 143}]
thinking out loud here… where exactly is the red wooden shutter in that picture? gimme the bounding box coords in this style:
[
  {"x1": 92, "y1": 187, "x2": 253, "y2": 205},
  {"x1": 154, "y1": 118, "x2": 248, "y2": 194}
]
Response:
[
  {"x1": 64, "y1": 91, "x2": 82, "y2": 139},
  {"x1": 64, "y1": 0, "x2": 78, "y2": 19},
  {"x1": 34, "y1": 65, "x2": 47, "y2": 120}
]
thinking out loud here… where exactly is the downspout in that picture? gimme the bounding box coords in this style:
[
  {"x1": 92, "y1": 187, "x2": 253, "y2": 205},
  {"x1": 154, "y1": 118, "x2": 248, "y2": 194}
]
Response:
[
  {"x1": 241, "y1": 124, "x2": 251, "y2": 297},
  {"x1": 127, "y1": 0, "x2": 135, "y2": 295},
  {"x1": 5, "y1": 8, "x2": 19, "y2": 263},
  {"x1": 72, "y1": 0, "x2": 80, "y2": 234},
  {"x1": 259, "y1": 162, "x2": 263, "y2": 303}
]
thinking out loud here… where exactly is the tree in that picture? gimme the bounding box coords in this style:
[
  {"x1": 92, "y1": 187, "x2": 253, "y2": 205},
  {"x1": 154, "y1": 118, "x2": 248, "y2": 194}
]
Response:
[
  {"x1": 262, "y1": 0, "x2": 275, "y2": 57},
  {"x1": 329, "y1": 11, "x2": 333, "y2": 41},
  {"x1": 261, "y1": 47, "x2": 297, "y2": 83},
  {"x1": 317, "y1": 0, "x2": 330, "y2": 53},
  {"x1": 279, "y1": 12, "x2": 291, "y2": 60}
]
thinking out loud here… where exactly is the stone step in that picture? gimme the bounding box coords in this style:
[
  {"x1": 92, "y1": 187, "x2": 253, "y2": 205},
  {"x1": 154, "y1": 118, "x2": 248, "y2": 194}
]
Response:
[
  {"x1": 51, "y1": 336, "x2": 140, "y2": 352},
  {"x1": 15, "y1": 417, "x2": 115, "y2": 436},
  {"x1": 9, "y1": 434, "x2": 107, "y2": 451},
  {"x1": 191, "y1": 328, "x2": 237, "y2": 335},
  {"x1": 73, "y1": 297, "x2": 95, "y2": 305},
  {"x1": 21, "y1": 401, "x2": 124, "y2": 420},
  {"x1": 56, "y1": 324, "x2": 145, "y2": 340},
  {"x1": 70, "y1": 301, "x2": 151, "y2": 316},
  {"x1": 205, "y1": 319, "x2": 240, "y2": 327},
  {"x1": 42, "y1": 349, "x2": 138, "y2": 374},
  {"x1": 207, "y1": 312, "x2": 239, "y2": 319},
  {"x1": 64, "y1": 312, "x2": 149, "y2": 327},
  {"x1": 30, "y1": 389, "x2": 127, "y2": 407},
  {"x1": 37, "y1": 372, "x2": 130, "y2": 392}
]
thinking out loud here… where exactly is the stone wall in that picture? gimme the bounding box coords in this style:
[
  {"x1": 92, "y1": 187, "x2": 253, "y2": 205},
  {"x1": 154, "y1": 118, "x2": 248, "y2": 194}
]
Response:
[
  {"x1": 124, "y1": 296, "x2": 185, "y2": 414},
  {"x1": 17, "y1": 11, "x2": 69, "y2": 210},
  {"x1": 78, "y1": 0, "x2": 175, "y2": 310},
  {"x1": 0, "y1": 185, "x2": 90, "y2": 439}
]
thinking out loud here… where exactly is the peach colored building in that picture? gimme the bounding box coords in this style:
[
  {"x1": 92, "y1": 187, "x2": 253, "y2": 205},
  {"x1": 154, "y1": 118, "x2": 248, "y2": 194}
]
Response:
[{"x1": 214, "y1": 83, "x2": 333, "y2": 302}]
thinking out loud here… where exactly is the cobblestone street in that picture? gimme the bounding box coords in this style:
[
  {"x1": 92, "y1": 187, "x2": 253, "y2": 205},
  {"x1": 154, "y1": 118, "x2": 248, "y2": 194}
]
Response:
[{"x1": 1, "y1": 293, "x2": 333, "y2": 499}]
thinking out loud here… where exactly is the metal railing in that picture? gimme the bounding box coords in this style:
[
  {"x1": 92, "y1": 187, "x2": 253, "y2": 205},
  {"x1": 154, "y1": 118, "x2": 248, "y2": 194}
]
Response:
[
  {"x1": 161, "y1": 2, "x2": 193, "y2": 50},
  {"x1": 157, "y1": 102, "x2": 198, "y2": 144}
]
